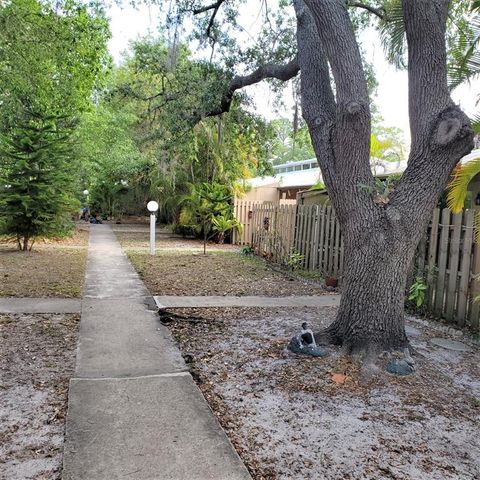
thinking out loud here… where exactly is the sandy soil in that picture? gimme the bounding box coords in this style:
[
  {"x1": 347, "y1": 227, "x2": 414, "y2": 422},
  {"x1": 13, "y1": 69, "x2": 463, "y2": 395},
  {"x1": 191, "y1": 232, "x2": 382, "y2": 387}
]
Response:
[
  {"x1": 0, "y1": 313, "x2": 79, "y2": 479},
  {"x1": 166, "y1": 307, "x2": 480, "y2": 480},
  {"x1": 0, "y1": 226, "x2": 89, "y2": 297}
]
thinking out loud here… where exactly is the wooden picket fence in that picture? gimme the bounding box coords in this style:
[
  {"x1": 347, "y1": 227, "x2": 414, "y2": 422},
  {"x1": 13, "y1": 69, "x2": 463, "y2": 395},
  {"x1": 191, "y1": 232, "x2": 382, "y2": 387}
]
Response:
[{"x1": 233, "y1": 200, "x2": 480, "y2": 330}]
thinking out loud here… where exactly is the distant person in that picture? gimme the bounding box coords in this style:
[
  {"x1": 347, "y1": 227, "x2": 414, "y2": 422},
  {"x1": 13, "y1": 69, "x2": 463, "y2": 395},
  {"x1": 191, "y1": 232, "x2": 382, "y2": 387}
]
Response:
[{"x1": 81, "y1": 207, "x2": 89, "y2": 222}]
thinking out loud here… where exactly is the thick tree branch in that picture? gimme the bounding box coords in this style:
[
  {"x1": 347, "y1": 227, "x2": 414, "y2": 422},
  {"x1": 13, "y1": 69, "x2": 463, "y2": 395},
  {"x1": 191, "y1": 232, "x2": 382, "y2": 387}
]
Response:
[
  {"x1": 391, "y1": 0, "x2": 474, "y2": 239},
  {"x1": 348, "y1": 1, "x2": 385, "y2": 20},
  {"x1": 201, "y1": 57, "x2": 300, "y2": 118},
  {"x1": 303, "y1": 0, "x2": 373, "y2": 217},
  {"x1": 192, "y1": 0, "x2": 226, "y2": 39},
  {"x1": 192, "y1": 0, "x2": 225, "y2": 15}
]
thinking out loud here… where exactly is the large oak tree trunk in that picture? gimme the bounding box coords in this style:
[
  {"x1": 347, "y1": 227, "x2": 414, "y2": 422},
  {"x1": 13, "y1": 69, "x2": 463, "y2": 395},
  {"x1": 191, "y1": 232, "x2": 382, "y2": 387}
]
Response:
[
  {"x1": 293, "y1": 0, "x2": 474, "y2": 354},
  {"x1": 323, "y1": 231, "x2": 412, "y2": 353}
]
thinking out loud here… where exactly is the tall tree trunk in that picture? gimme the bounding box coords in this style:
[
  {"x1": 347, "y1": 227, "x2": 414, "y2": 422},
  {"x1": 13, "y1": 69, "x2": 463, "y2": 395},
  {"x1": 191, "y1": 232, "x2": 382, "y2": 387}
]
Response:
[
  {"x1": 294, "y1": 0, "x2": 474, "y2": 354},
  {"x1": 321, "y1": 228, "x2": 414, "y2": 353}
]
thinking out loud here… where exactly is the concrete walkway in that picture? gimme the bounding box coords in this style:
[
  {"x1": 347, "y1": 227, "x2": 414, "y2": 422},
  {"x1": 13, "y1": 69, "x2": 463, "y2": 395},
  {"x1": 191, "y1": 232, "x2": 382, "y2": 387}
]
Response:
[
  {"x1": 62, "y1": 225, "x2": 251, "y2": 480},
  {"x1": 154, "y1": 294, "x2": 340, "y2": 309},
  {"x1": 0, "y1": 297, "x2": 81, "y2": 314}
]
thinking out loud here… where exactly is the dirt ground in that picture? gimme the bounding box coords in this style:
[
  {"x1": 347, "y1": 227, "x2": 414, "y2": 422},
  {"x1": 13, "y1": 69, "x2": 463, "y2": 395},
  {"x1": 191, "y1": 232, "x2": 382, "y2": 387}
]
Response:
[
  {"x1": 165, "y1": 307, "x2": 480, "y2": 480},
  {"x1": 114, "y1": 226, "x2": 326, "y2": 297},
  {"x1": 113, "y1": 226, "x2": 478, "y2": 479},
  {"x1": 0, "y1": 225, "x2": 89, "y2": 297},
  {"x1": 0, "y1": 313, "x2": 80, "y2": 480}
]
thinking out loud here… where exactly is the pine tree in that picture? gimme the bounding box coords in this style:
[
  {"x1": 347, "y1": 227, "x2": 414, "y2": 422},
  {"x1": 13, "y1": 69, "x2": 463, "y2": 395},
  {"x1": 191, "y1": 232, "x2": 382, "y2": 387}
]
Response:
[{"x1": 0, "y1": 116, "x2": 78, "y2": 250}]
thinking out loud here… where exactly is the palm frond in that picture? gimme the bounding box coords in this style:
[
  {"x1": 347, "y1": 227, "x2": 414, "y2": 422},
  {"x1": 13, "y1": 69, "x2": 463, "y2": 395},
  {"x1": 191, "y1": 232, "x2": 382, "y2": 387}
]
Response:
[
  {"x1": 470, "y1": 113, "x2": 480, "y2": 135},
  {"x1": 447, "y1": 158, "x2": 480, "y2": 213},
  {"x1": 448, "y1": 16, "x2": 480, "y2": 88},
  {"x1": 378, "y1": 0, "x2": 406, "y2": 69},
  {"x1": 474, "y1": 210, "x2": 480, "y2": 244}
]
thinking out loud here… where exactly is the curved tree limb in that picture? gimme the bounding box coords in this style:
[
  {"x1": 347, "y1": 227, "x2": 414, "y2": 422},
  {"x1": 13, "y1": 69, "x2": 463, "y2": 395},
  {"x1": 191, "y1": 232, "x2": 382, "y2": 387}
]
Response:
[
  {"x1": 192, "y1": 0, "x2": 227, "y2": 39},
  {"x1": 201, "y1": 57, "x2": 300, "y2": 118},
  {"x1": 348, "y1": 1, "x2": 386, "y2": 20}
]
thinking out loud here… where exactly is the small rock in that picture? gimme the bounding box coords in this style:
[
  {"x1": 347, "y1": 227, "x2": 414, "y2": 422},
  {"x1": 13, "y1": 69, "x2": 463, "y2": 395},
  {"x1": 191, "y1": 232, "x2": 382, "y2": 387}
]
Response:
[
  {"x1": 430, "y1": 338, "x2": 471, "y2": 352},
  {"x1": 386, "y1": 358, "x2": 415, "y2": 376}
]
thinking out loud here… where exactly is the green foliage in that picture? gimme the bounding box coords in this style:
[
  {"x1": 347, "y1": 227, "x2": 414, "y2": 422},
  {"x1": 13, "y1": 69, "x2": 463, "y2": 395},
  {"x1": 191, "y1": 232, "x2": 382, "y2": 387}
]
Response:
[
  {"x1": 269, "y1": 118, "x2": 315, "y2": 165},
  {"x1": 240, "y1": 245, "x2": 254, "y2": 255},
  {"x1": 285, "y1": 250, "x2": 305, "y2": 271},
  {"x1": 179, "y1": 182, "x2": 234, "y2": 251},
  {"x1": 74, "y1": 34, "x2": 273, "y2": 224},
  {"x1": 0, "y1": 0, "x2": 110, "y2": 248},
  {"x1": 447, "y1": 158, "x2": 480, "y2": 213},
  {"x1": 308, "y1": 182, "x2": 326, "y2": 192},
  {"x1": 0, "y1": 118, "x2": 79, "y2": 249},
  {"x1": 212, "y1": 215, "x2": 243, "y2": 244},
  {"x1": 408, "y1": 277, "x2": 428, "y2": 308}
]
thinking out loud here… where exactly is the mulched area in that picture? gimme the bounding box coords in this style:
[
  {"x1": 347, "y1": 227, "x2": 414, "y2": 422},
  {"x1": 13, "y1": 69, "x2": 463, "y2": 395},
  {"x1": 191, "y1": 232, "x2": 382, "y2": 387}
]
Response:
[
  {"x1": 113, "y1": 228, "x2": 326, "y2": 297},
  {"x1": 0, "y1": 313, "x2": 80, "y2": 479},
  {"x1": 0, "y1": 226, "x2": 89, "y2": 298},
  {"x1": 165, "y1": 307, "x2": 480, "y2": 480}
]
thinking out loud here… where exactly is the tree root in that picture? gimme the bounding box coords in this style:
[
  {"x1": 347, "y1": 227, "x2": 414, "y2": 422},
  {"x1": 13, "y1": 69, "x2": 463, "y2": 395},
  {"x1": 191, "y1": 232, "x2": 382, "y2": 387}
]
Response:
[{"x1": 288, "y1": 325, "x2": 415, "y2": 376}]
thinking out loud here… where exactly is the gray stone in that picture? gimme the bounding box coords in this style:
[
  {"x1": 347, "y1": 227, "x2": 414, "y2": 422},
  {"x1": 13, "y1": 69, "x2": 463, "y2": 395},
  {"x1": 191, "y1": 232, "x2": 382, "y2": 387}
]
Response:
[
  {"x1": 430, "y1": 337, "x2": 471, "y2": 352},
  {"x1": 288, "y1": 336, "x2": 328, "y2": 357},
  {"x1": 405, "y1": 325, "x2": 422, "y2": 337},
  {"x1": 63, "y1": 375, "x2": 251, "y2": 480},
  {"x1": 386, "y1": 358, "x2": 416, "y2": 376}
]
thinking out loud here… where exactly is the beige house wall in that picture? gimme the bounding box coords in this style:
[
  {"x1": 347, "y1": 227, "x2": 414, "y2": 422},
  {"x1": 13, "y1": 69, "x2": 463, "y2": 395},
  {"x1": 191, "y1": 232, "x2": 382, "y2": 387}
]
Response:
[{"x1": 238, "y1": 184, "x2": 280, "y2": 203}]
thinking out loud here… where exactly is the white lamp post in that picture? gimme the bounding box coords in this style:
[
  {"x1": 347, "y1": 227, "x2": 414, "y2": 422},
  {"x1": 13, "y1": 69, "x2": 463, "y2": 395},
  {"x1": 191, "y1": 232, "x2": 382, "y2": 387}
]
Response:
[{"x1": 147, "y1": 200, "x2": 159, "y2": 255}]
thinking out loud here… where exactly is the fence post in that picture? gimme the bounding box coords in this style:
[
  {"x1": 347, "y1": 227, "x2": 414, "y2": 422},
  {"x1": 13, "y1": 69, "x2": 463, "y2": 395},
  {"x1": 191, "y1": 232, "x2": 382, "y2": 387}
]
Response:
[{"x1": 469, "y1": 238, "x2": 480, "y2": 331}]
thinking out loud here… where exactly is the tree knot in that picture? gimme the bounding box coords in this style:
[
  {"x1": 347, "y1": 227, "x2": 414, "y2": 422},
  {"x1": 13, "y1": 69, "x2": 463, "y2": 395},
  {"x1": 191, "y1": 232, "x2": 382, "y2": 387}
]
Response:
[
  {"x1": 433, "y1": 107, "x2": 473, "y2": 147},
  {"x1": 346, "y1": 101, "x2": 361, "y2": 115}
]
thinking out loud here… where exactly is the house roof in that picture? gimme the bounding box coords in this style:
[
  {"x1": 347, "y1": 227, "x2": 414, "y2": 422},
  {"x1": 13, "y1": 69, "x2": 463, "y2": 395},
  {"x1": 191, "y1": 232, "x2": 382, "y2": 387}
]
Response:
[{"x1": 248, "y1": 149, "x2": 480, "y2": 190}]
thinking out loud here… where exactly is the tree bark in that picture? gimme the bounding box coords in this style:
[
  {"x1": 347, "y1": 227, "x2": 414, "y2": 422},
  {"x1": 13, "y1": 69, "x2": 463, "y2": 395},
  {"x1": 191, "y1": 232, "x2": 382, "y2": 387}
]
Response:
[{"x1": 294, "y1": 0, "x2": 474, "y2": 353}]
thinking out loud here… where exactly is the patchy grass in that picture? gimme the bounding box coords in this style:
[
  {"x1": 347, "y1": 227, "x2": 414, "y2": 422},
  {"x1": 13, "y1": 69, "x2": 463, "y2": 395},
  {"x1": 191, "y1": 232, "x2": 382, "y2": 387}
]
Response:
[
  {"x1": 0, "y1": 313, "x2": 80, "y2": 479},
  {"x1": 0, "y1": 226, "x2": 89, "y2": 297},
  {"x1": 114, "y1": 225, "x2": 326, "y2": 297}
]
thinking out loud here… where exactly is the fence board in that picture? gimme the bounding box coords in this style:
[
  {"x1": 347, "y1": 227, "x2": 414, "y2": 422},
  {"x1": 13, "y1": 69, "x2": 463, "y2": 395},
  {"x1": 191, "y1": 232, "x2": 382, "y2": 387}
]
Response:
[
  {"x1": 457, "y1": 210, "x2": 474, "y2": 325},
  {"x1": 310, "y1": 205, "x2": 320, "y2": 270},
  {"x1": 445, "y1": 213, "x2": 463, "y2": 321},
  {"x1": 426, "y1": 209, "x2": 440, "y2": 308},
  {"x1": 434, "y1": 209, "x2": 451, "y2": 316}
]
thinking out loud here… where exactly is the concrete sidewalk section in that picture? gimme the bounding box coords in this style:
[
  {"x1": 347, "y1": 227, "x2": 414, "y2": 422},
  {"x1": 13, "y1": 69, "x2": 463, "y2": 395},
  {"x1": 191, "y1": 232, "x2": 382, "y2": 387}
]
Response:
[
  {"x1": 63, "y1": 374, "x2": 251, "y2": 480},
  {"x1": 0, "y1": 297, "x2": 81, "y2": 314},
  {"x1": 63, "y1": 224, "x2": 252, "y2": 480},
  {"x1": 154, "y1": 294, "x2": 341, "y2": 309}
]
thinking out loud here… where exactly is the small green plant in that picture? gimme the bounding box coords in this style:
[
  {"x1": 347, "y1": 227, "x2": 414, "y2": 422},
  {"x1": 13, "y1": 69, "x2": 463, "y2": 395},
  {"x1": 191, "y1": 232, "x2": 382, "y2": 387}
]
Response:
[
  {"x1": 240, "y1": 245, "x2": 254, "y2": 255},
  {"x1": 408, "y1": 277, "x2": 428, "y2": 307},
  {"x1": 212, "y1": 215, "x2": 243, "y2": 244},
  {"x1": 285, "y1": 250, "x2": 305, "y2": 271}
]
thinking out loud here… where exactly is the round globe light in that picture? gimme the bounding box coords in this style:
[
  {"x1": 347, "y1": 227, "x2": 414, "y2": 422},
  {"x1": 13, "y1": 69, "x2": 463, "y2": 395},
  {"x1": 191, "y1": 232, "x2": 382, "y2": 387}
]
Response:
[
  {"x1": 147, "y1": 200, "x2": 159, "y2": 212},
  {"x1": 83, "y1": 189, "x2": 89, "y2": 196}
]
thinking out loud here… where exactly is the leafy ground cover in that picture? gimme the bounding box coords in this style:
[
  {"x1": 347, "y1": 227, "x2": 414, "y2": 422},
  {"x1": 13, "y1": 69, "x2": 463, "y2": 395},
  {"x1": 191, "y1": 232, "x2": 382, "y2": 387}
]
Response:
[
  {"x1": 0, "y1": 313, "x2": 80, "y2": 479},
  {"x1": 114, "y1": 225, "x2": 325, "y2": 296},
  {"x1": 0, "y1": 225, "x2": 89, "y2": 297},
  {"x1": 166, "y1": 307, "x2": 480, "y2": 480},
  {"x1": 115, "y1": 224, "x2": 480, "y2": 480}
]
